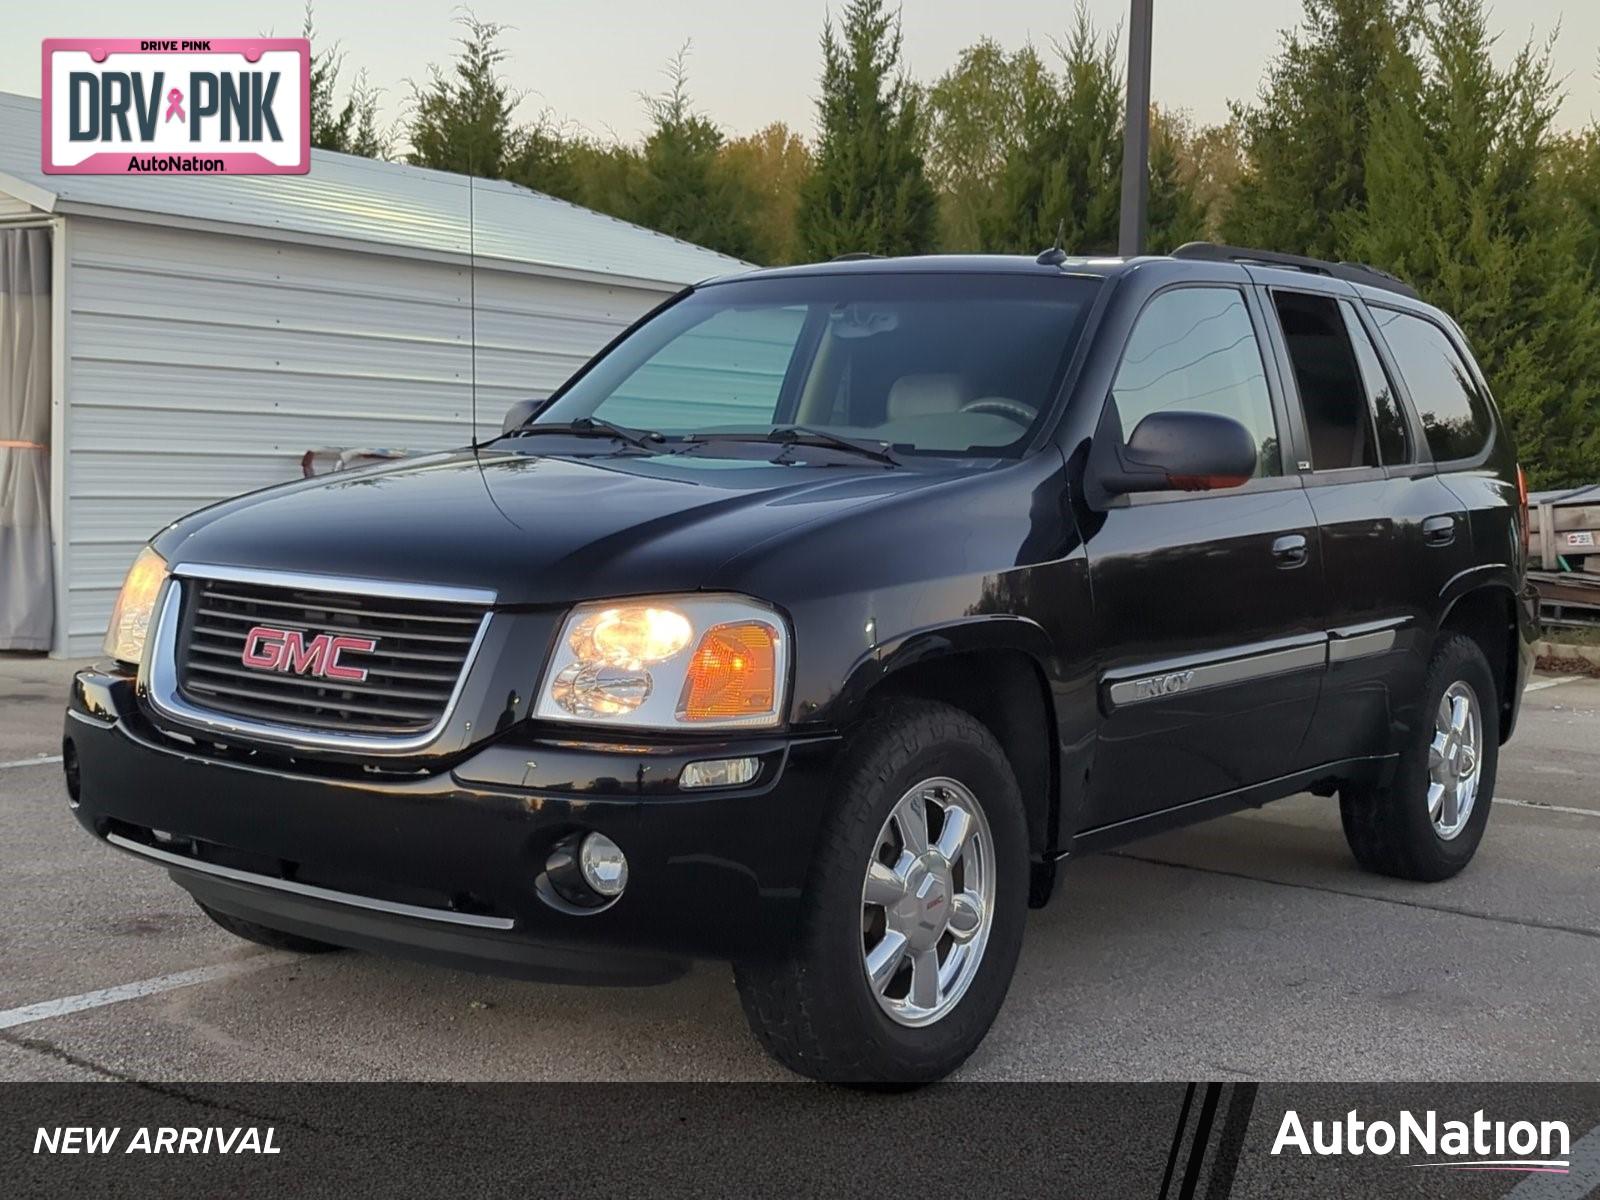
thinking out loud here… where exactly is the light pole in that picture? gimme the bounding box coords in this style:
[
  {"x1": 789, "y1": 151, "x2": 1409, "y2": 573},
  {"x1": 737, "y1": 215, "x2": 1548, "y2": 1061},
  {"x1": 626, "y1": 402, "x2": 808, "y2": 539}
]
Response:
[{"x1": 1118, "y1": 0, "x2": 1154, "y2": 256}]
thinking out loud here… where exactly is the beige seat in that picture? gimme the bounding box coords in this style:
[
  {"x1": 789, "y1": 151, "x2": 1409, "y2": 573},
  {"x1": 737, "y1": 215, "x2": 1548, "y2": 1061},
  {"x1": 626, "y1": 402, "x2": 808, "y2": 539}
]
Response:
[{"x1": 887, "y1": 373, "x2": 970, "y2": 420}]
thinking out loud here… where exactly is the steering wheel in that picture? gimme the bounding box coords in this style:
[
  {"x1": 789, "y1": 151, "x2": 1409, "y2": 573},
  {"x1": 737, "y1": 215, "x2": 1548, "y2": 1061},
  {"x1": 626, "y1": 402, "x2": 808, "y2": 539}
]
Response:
[{"x1": 959, "y1": 397, "x2": 1037, "y2": 425}]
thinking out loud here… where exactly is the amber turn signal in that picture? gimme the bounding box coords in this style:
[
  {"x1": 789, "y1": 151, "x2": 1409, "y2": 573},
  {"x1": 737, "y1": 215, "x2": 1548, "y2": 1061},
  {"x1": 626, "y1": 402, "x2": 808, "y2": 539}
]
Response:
[{"x1": 678, "y1": 622, "x2": 778, "y2": 722}]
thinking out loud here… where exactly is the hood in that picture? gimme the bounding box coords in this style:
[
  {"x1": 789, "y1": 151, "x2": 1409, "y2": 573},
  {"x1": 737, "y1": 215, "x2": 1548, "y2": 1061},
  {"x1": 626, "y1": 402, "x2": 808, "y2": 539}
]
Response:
[{"x1": 156, "y1": 447, "x2": 956, "y2": 606}]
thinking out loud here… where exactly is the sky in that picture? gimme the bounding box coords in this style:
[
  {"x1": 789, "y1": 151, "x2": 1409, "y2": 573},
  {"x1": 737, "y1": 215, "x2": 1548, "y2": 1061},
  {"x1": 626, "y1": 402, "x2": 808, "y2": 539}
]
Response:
[{"x1": 5, "y1": 0, "x2": 1600, "y2": 147}]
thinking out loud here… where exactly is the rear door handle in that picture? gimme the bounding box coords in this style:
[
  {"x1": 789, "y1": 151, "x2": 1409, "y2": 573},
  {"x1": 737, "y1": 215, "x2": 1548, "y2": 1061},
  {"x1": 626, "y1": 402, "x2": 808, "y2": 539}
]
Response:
[
  {"x1": 1422, "y1": 515, "x2": 1457, "y2": 547},
  {"x1": 1272, "y1": 533, "x2": 1309, "y2": 568}
]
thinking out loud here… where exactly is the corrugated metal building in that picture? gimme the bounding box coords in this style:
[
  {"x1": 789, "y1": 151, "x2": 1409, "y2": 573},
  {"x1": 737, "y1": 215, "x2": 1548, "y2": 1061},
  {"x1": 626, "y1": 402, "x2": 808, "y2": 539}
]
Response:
[{"x1": 0, "y1": 92, "x2": 747, "y2": 656}]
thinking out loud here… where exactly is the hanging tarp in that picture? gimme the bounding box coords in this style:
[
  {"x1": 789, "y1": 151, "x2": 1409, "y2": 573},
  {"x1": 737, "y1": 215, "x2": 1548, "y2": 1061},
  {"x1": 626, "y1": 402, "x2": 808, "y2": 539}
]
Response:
[{"x1": 0, "y1": 227, "x2": 52, "y2": 650}]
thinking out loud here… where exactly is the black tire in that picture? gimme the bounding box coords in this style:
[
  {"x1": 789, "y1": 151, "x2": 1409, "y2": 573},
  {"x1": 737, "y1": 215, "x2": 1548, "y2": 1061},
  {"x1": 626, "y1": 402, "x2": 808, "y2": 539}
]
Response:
[
  {"x1": 196, "y1": 901, "x2": 345, "y2": 954},
  {"x1": 1340, "y1": 634, "x2": 1499, "y2": 882},
  {"x1": 733, "y1": 699, "x2": 1029, "y2": 1083}
]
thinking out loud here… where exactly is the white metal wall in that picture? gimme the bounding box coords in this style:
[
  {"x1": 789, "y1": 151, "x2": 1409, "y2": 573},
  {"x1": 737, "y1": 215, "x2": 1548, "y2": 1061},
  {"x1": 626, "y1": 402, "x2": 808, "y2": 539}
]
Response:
[{"x1": 58, "y1": 216, "x2": 669, "y2": 655}]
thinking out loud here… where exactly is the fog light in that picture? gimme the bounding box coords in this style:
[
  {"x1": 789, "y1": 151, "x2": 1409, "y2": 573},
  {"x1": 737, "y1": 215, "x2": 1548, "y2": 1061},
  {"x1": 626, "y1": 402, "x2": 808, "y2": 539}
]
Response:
[
  {"x1": 578, "y1": 832, "x2": 628, "y2": 897},
  {"x1": 679, "y1": 756, "x2": 760, "y2": 790}
]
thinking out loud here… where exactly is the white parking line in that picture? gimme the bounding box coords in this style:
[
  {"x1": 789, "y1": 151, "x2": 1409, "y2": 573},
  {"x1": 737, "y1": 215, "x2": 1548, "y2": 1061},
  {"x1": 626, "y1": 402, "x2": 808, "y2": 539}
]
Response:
[
  {"x1": 1496, "y1": 796, "x2": 1600, "y2": 819},
  {"x1": 0, "y1": 754, "x2": 62, "y2": 771},
  {"x1": 1525, "y1": 675, "x2": 1584, "y2": 693},
  {"x1": 0, "y1": 953, "x2": 297, "y2": 1032}
]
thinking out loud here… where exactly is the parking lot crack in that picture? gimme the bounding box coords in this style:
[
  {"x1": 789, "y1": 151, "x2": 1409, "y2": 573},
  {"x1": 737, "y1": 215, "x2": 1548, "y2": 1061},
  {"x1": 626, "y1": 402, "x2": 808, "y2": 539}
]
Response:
[
  {"x1": 1108, "y1": 851, "x2": 1600, "y2": 942},
  {"x1": 0, "y1": 1029, "x2": 330, "y2": 1133}
]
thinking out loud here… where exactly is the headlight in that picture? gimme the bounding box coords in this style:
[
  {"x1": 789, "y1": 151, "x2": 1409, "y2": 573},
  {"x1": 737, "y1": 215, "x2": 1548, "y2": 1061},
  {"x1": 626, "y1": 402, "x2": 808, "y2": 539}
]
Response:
[
  {"x1": 536, "y1": 595, "x2": 788, "y2": 729},
  {"x1": 103, "y1": 545, "x2": 169, "y2": 663}
]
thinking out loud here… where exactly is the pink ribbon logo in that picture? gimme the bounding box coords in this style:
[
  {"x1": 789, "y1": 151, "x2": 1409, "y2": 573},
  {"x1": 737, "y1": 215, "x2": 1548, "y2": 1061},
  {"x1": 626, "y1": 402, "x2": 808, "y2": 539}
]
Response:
[{"x1": 164, "y1": 88, "x2": 185, "y2": 123}]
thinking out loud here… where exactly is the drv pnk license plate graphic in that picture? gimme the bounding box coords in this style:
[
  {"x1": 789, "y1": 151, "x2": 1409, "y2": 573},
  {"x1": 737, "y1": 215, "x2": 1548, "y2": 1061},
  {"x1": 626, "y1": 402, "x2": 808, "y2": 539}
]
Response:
[{"x1": 41, "y1": 38, "x2": 309, "y2": 175}]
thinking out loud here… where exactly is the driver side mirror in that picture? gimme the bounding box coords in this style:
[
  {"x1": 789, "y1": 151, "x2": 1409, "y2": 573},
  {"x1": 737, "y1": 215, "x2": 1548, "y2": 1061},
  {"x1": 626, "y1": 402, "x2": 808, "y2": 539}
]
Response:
[
  {"x1": 502, "y1": 397, "x2": 552, "y2": 434},
  {"x1": 1098, "y1": 410, "x2": 1258, "y2": 495}
]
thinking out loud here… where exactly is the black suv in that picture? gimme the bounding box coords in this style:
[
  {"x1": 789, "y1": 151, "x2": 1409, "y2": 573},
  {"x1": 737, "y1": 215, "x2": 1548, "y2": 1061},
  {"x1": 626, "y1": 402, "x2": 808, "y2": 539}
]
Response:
[{"x1": 65, "y1": 244, "x2": 1535, "y2": 1082}]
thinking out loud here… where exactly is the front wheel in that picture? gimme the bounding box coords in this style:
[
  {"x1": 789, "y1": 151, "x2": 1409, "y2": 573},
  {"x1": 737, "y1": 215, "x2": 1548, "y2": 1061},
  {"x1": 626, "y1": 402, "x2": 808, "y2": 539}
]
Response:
[
  {"x1": 734, "y1": 699, "x2": 1029, "y2": 1082},
  {"x1": 1340, "y1": 633, "x2": 1499, "y2": 881}
]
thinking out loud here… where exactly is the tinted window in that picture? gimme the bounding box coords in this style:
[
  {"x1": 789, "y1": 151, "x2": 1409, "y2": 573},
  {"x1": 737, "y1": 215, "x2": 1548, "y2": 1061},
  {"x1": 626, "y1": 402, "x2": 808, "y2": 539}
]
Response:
[
  {"x1": 597, "y1": 305, "x2": 806, "y2": 432},
  {"x1": 1370, "y1": 308, "x2": 1492, "y2": 462},
  {"x1": 1112, "y1": 287, "x2": 1280, "y2": 477},
  {"x1": 1339, "y1": 301, "x2": 1411, "y2": 464},
  {"x1": 1271, "y1": 291, "x2": 1376, "y2": 470},
  {"x1": 538, "y1": 274, "x2": 1100, "y2": 457}
]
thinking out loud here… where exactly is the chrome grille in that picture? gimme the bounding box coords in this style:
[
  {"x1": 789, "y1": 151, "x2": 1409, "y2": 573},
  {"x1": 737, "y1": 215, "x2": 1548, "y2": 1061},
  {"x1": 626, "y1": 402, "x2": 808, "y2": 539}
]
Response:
[{"x1": 173, "y1": 575, "x2": 489, "y2": 736}]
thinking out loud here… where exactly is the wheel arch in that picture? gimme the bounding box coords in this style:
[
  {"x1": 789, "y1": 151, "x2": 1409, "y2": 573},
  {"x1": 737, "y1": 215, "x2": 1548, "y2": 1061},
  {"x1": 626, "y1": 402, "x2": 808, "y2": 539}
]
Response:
[
  {"x1": 1437, "y1": 581, "x2": 1519, "y2": 744},
  {"x1": 835, "y1": 617, "x2": 1063, "y2": 903}
]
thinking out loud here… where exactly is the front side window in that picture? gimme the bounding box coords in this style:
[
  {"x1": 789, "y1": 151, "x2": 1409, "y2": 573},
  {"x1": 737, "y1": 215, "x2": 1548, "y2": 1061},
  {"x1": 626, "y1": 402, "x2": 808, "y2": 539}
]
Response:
[
  {"x1": 536, "y1": 273, "x2": 1101, "y2": 457},
  {"x1": 1112, "y1": 287, "x2": 1281, "y2": 478},
  {"x1": 1369, "y1": 307, "x2": 1492, "y2": 462}
]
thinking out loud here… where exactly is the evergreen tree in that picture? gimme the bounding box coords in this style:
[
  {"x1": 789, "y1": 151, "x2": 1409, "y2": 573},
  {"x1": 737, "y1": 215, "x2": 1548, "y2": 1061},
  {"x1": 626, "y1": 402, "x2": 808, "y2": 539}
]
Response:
[
  {"x1": 1346, "y1": 0, "x2": 1600, "y2": 486},
  {"x1": 797, "y1": 0, "x2": 937, "y2": 259},
  {"x1": 405, "y1": 13, "x2": 520, "y2": 177},
  {"x1": 304, "y1": 3, "x2": 387, "y2": 158},
  {"x1": 620, "y1": 48, "x2": 762, "y2": 261},
  {"x1": 1146, "y1": 105, "x2": 1207, "y2": 252},
  {"x1": 979, "y1": 7, "x2": 1123, "y2": 254},
  {"x1": 1223, "y1": 0, "x2": 1408, "y2": 256}
]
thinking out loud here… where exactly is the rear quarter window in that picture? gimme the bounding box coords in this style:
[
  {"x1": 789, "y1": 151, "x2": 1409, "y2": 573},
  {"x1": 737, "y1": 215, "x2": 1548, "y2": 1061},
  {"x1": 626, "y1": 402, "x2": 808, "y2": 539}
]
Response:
[{"x1": 1369, "y1": 307, "x2": 1493, "y2": 463}]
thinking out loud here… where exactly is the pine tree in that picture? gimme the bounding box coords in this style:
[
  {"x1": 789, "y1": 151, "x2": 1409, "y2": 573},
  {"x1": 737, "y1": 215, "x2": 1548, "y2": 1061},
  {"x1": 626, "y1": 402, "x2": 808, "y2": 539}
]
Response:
[
  {"x1": 796, "y1": 0, "x2": 937, "y2": 259},
  {"x1": 1146, "y1": 106, "x2": 1207, "y2": 253},
  {"x1": 1223, "y1": 0, "x2": 1408, "y2": 256},
  {"x1": 979, "y1": 6, "x2": 1123, "y2": 254},
  {"x1": 304, "y1": 3, "x2": 387, "y2": 158},
  {"x1": 620, "y1": 48, "x2": 762, "y2": 261},
  {"x1": 1346, "y1": 0, "x2": 1600, "y2": 486},
  {"x1": 405, "y1": 14, "x2": 520, "y2": 177}
]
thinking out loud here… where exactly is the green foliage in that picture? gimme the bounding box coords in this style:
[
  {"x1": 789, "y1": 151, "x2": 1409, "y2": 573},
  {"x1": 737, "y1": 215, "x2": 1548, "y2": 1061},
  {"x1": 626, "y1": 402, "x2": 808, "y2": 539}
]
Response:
[
  {"x1": 720, "y1": 124, "x2": 815, "y2": 265},
  {"x1": 618, "y1": 48, "x2": 763, "y2": 261},
  {"x1": 1346, "y1": 0, "x2": 1600, "y2": 486},
  {"x1": 1224, "y1": 0, "x2": 1408, "y2": 256},
  {"x1": 1147, "y1": 107, "x2": 1207, "y2": 253},
  {"x1": 405, "y1": 13, "x2": 520, "y2": 176},
  {"x1": 925, "y1": 39, "x2": 1044, "y2": 251},
  {"x1": 980, "y1": 8, "x2": 1123, "y2": 254},
  {"x1": 304, "y1": 3, "x2": 388, "y2": 158},
  {"x1": 796, "y1": 0, "x2": 938, "y2": 259}
]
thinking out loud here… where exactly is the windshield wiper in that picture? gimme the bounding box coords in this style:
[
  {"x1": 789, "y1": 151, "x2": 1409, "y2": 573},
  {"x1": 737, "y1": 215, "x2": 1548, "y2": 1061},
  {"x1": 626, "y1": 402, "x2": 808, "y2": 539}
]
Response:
[
  {"x1": 687, "y1": 426, "x2": 900, "y2": 466},
  {"x1": 506, "y1": 416, "x2": 663, "y2": 451}
]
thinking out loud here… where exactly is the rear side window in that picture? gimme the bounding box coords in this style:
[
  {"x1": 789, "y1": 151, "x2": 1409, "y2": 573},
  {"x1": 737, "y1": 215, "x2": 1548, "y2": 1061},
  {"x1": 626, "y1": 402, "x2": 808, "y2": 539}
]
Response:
[
  {"x1": 1340, "y1": 302, "x2": 1411, "y2": 465},
  {"x1": 1269, "y1": 291, "x2": 1377, "y2": 470},
  {"x1": 1112, "y1": 287, "x2": 1281, "y2": 478},
  {"x1": 1369, "y1": 308, "x2": 1492, "y2": 462}
]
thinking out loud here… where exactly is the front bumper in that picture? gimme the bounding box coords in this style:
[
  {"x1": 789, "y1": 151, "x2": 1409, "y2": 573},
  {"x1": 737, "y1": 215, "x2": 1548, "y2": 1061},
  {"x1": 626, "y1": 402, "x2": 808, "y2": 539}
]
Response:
[{"x1": 65, "y1": 667, "x2": 843, "y2": 985}]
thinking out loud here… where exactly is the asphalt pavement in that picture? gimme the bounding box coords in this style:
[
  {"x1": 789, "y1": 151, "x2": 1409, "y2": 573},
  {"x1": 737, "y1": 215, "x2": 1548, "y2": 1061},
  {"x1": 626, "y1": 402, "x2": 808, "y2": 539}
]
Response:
[{"x1": 2, "y1": 654, "x2": 1596, "y2": 1081}]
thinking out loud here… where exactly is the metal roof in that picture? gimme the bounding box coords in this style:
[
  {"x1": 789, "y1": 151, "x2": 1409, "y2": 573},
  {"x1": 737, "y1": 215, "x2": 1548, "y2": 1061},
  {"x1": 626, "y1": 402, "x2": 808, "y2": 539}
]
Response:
[{"x1": 0, "y1": 92, "x2": 749, "y2": 287}]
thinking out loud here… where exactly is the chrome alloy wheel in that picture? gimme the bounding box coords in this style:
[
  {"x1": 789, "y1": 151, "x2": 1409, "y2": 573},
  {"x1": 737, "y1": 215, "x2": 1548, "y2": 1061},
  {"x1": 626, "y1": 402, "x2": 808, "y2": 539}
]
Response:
[
  {"x1": 1429, "y1": 680, "x2": 1483, "y2": 840},
  {"x1": 860, "y1": 777, "x2": 996, "y2": 1028}
]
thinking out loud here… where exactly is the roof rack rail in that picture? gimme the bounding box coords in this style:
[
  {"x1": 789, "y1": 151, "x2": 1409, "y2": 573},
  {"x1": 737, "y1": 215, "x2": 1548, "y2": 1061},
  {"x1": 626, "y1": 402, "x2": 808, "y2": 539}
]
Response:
[
  {"x1": 1170, "y1": 242, "x2": 1420, "y2": 300},
  {"x1": 830, "y1": 252, "x2": 883, "y2": 262}
]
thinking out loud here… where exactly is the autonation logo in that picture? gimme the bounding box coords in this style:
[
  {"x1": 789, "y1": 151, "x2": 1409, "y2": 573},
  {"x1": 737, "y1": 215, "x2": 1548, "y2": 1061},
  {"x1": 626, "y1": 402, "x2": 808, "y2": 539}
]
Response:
[{"x1": 1272, "y1": 1108, "x2": 1571, "y2": 1174}]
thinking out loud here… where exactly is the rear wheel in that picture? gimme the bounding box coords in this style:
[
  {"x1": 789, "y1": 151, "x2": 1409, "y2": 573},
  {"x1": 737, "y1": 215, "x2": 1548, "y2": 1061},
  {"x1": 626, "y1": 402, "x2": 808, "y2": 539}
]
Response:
[
  {"x1": 196, "y1": 901, "x2": 345, "y2": 954},
  {"x1": 1340, "y1": 634, "x2": 1499, "y2": 881},
  {"x1": 734, "y1": 699, "x2": 1028, "y2": 1082}
]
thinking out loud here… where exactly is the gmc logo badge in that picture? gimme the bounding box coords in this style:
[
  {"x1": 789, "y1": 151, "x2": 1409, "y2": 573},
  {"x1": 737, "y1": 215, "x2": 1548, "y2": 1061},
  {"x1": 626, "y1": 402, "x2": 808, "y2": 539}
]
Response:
[{"x1": 240, "y1": 625, "x2": 377, "y2": 682}]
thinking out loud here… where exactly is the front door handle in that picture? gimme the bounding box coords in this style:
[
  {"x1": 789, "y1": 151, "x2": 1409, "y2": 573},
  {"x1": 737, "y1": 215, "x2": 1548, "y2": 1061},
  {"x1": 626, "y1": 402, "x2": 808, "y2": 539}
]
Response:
[
  {"x1": 1272, "y1": 533, "x2": 1309, "y2": 568},
  {"x1": 1422, "y1": 515, "x2": 1457, "y2": 547}
]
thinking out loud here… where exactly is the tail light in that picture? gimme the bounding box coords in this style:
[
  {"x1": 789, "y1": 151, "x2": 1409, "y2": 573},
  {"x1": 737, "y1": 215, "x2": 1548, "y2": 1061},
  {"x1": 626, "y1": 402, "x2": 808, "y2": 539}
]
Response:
[{"x1": 1517, "y1": 465, "x2": 1530, "y2": 560}]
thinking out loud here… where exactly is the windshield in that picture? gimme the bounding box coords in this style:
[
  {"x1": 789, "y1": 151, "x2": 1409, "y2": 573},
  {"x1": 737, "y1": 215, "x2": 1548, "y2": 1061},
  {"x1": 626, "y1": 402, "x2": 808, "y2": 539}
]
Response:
[{"x1": 531, "y1": 272, "x2": 1100, "y2": 458}]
